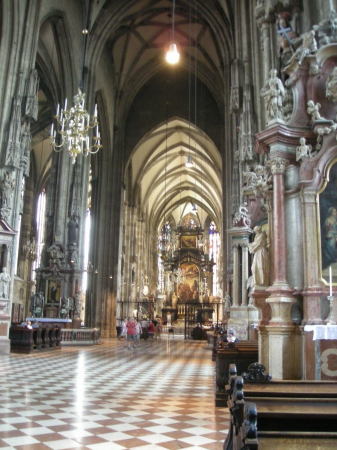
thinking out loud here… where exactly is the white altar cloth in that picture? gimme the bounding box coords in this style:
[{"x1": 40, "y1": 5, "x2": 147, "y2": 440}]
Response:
[{"x1": 304, "y1": 325, "x2": 337, "y2": 340}]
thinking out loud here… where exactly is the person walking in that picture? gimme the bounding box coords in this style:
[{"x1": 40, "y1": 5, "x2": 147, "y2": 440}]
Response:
[
  {"x1": 126, "y1": 317, "x2": 137, "y2": 350},
  {"x1": 155, "y1": 318, "x2": 162, "y2": 340},
  {"x1": 135, "y1": 319, "x2": 142, "y2": 345},
  {"x1": 119, "y1": 318, "x2": 127, "y2": 341},
  {"x1": 147, "y1": 320, "x2": 155, "y2": 340}
]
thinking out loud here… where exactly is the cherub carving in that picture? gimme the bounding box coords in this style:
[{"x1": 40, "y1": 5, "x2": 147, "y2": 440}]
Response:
[
  {"x1": 296, "y1": 137, "x2": 312, "y2": 161},
  {"x1": 307, "y1": 100, "x2": 322, "y2": 122}
]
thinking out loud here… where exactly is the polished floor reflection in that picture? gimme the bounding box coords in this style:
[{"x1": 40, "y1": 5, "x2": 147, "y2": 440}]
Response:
[{"x1": 0, "y1": 337, "x2": 229, "y2": 449}]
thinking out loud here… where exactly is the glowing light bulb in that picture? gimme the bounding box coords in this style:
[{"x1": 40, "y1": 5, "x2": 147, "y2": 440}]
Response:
[{"x1": 165, "y1": 43, "x2": 180, "y2": 65}]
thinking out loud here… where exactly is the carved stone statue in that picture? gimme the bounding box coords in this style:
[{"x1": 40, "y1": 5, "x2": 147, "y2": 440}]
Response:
[
  {"x1": 67, "y1": 215, "x2": 79, "y2": 244},
  {"x1": 224, "y1": 293, "x2": 231, "y2": 313},
  {"x1": 31, "y1": 292, "x2": 44, "y2": 317},
  {"x1": 276, "y1": 12, "x2": 298, "y2": 66},
  {"x1": 248, "y1": 226, "x2": 269, "y2": 288},
  {"x1": 296, "y1": 137, "x2": 313, "y2": 161},
  {"x1": 293, "y1": 29, "x2": 317, "y2": 65},
  {"x1": 25, "y1": 68, "x2": 39, "y2": 121},
  {"x1": 0, "y1": 267, "x2": 11, "y2": 298},
  {"x1": 233, "y1": 203, "x2": 251, "y2": 228},
  {"x1": 48, "y1": 243, "x2": 65, "y2": 270},
  {"x1": 307, "y1": 100, "x2": 322, "y2": 122},
  {"x1": 0, "y1": 171, "x2": 14, "y2": 208},
  {"x1": 261, "y1": 69, "x2": 285, "y2": 123},
  {"x1": 243, "y1": 164, "x2": 271, "y2": 197},
  {"x1": 0, "y1": 170, "x2": 15, "y2": 221},
  {"x1": 6, "y1": 96, "x2": 22, "y2": 168},
  {"x1": 326, "y1": 67, "x2": 337, "y2": 102},
  {"x1": 20, "y1": 121, "x2": 31, "y2": 177}
]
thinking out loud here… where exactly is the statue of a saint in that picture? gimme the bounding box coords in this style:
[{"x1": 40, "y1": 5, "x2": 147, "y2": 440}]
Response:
[
  {"x1": 261, "y1": 69, "x2": 285, "y2": 123},
  {"x1": 0, "y1": 267, "x2": 11, "y2": 298},
  {"x1": 0, "y1": 171, "x2": 14, "y2": 208},
  {"x1": 248, "y1": 226, "x2": 269, "y2": 288}
]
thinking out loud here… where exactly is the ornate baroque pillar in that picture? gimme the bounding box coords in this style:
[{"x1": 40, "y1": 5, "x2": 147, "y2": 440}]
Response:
[
  {"x1": 265, "y1": 156, "x2": 299, "y2": 379},
  {"x1": 266, "y1": 157, "x2": 296, "y2": 323},
  {"x1": 301, "y1": 190, "x2": 324, "y2": 324},
  {"x1": 232, "y1": 244, "x2": 240, "y2": 307}
]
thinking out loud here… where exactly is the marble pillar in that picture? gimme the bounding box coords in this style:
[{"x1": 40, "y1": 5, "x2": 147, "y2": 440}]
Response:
[
  {"x1": 301, "y1": 190, "x2": 324, "y2": 324},
  {"x1": 267, "y1": 157, "x2": 296, "y2": 322},
  {"x1": 265, "y1": 157, "x2": 299, "y2": 379},
  {"x1": 232, "y1": 245, "x2": 240, "y2": 307}
]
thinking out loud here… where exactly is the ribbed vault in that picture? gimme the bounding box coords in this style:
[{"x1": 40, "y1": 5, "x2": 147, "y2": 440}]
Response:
[{"x1": 127, "y1": 117, "x2": 222, "y2": 232}]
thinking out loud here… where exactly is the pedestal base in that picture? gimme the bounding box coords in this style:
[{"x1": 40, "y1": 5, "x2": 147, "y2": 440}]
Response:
[
  {"x1": 251, "y1": 288, "x2": 271, "y2": 325},
  {"x1": 228, "y1": 305, "x2": 259, "y2": 340},
  {"x1": 264, "y1": 324, "x2": 302, "y2": 379}
]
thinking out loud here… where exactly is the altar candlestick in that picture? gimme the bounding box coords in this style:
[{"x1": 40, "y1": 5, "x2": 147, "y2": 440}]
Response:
[{"x1": 329, "y1": 265, "x2": 333, "y2": 297}]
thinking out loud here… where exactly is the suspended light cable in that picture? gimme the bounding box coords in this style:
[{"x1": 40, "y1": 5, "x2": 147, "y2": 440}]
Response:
[
  {"x1": 50, "y1": 3, "x2": 102, "y2": 164},
  {"x1": 165, "y1": 0, "x2": 180, "y2": 64}
]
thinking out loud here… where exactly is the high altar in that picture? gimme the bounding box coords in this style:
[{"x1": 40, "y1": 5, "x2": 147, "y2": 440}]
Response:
[{"x1": 160, "y1": 212, "x2": 219, "y2": 324}]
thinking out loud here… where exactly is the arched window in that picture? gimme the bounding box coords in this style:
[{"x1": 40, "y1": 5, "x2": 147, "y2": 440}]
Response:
[
  {"x1": 32, "y1": 190, "x2": 46, "y2": 280},
  {"x1": 82, "y1": 166, "x2": 92, "y2": 293}
]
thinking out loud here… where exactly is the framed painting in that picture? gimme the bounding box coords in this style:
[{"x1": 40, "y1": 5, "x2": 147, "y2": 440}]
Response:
[
  {"x1": 319, "y1": 159, "x2": 337, "y2": 285},
  {"x1": 47, "y1": 280, "x2": 61, "y2": 304},
  {"x1": 180, "y1": 235, "x2": 197, "y2": 248}
]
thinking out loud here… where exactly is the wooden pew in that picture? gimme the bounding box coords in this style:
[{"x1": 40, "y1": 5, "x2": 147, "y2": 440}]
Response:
[
  {"x1": 9, "y1": 325, "x2": 61, "y2": 353},
  {"x1": 224, "y1": 366, "x2": 337, "y2": 449},
  {"x1": 215, "y1": 341, "x2": 258, "y2": 406}
]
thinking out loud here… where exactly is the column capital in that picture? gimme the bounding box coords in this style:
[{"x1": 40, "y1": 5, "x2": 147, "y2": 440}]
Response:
[{"x1": 269, "y1": 157, "x2": 289, "y2": 175}]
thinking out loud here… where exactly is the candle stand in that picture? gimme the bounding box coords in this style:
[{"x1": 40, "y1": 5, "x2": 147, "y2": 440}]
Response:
[{"x1": 326, "y1": 295, "x2": 337, "y2": 325}]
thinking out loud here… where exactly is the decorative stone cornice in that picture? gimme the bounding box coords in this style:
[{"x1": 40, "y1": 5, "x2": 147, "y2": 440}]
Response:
[{"x1": 255, "y1": 123, "x2": 315, "y2": 158}]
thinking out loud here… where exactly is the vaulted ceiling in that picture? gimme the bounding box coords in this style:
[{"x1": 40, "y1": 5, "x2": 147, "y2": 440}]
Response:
[{"x1": 34, "y1": 0, "x2": 234, "y2": 232}]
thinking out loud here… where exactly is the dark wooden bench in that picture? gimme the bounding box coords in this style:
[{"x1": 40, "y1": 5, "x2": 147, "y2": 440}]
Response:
[
  {"x1": 224, "y1": 367, "x2": 337, "y2": 449},
  {"x1": 215, "y1": 341, "x2": 258, "y2": 406},
  {"x1": 9, "y1": 325, "x2": 61, "y2": 353}
]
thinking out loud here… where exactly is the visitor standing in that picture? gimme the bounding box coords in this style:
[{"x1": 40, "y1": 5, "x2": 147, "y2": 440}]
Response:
[
  {"x1": 135, "y1": 319, "x2": 142, "y2": 345},
  {"x1": 119, "y1": 318, "x2": 127, "y2": 340},
  {"x1": 126, "y1": 317, "x2": 137, "y2": 349},
  {"x1": 147, "y1": 320, "x2": 155, "y2": 339}
]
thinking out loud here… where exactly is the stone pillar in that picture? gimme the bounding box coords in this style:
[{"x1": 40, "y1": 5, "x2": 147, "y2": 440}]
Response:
[
  {"x1": 241, "y1": 245, "x2": 249, "y2": 306},
  {"x1": 228, "y1": 227, "x2": 257, "y2": 340},
  {"x1": 232, "y1": 245, "x2": 240, "y2": 307},
  {"x1": 260, "y1": 21, "x2": 272, "y2": 83},
  {"x1": 270, "y1": 158, "x2": 289, "y2": 288},
  {"x1": 301, "y1": 190, "x2": 324, "y2": 324},
  {"x1": 265, "y1": 157, "x2": 299, "y2": 379}
]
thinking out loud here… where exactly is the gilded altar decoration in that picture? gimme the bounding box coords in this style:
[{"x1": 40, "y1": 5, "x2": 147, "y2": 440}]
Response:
[{"x1": 180, "y1": 235, "x2": 197, "y2": 248}]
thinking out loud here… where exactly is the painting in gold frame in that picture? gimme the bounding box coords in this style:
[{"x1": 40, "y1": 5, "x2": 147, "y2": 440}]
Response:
[
  {"x1": 319, "y1": 159, "x2": 337, "y2": 285},
  {"x1": 180, "y1": 235, "x2": 197, "y2": 248},
  {"x1": 47, "y1": 280, "x2": 61, "y2": 304}
]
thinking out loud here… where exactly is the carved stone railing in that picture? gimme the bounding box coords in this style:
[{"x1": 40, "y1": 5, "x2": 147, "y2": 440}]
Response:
[{"x1": 60, "y1": 328, "x2": 100, "y2": 345}]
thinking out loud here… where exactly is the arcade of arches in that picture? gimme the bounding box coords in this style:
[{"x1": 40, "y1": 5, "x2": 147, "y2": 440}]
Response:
[{"x1": 1, "y1": 0, "x2": 337, "y2": 383}]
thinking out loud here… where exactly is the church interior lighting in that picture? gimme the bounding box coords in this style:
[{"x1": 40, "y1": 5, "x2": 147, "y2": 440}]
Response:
[{"x1": 165, "y1": 0, "x2": 180, "y2": 64}]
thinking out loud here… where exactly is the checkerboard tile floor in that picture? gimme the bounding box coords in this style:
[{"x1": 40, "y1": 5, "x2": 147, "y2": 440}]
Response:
[{"x1": 0, "y1": 338, "x2": 229, "y2": 449}]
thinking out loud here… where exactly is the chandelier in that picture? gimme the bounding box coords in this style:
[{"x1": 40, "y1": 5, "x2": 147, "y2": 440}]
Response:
[{"x1": 50, "y1": 89, "x2": 102, "y2": 164}]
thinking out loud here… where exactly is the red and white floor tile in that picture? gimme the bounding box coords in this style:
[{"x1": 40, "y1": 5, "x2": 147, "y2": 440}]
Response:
[{"x1": 0, "y1": 337, "x2": 229, "y2": 449}]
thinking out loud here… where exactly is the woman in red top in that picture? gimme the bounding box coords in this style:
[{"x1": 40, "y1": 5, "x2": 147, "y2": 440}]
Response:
[
  {"x1": 126, "y1": 318, "x2": 137, "y2": 349},
  {"x1": 147, "y1": 320, "x2": 155, "y2": 339}
]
